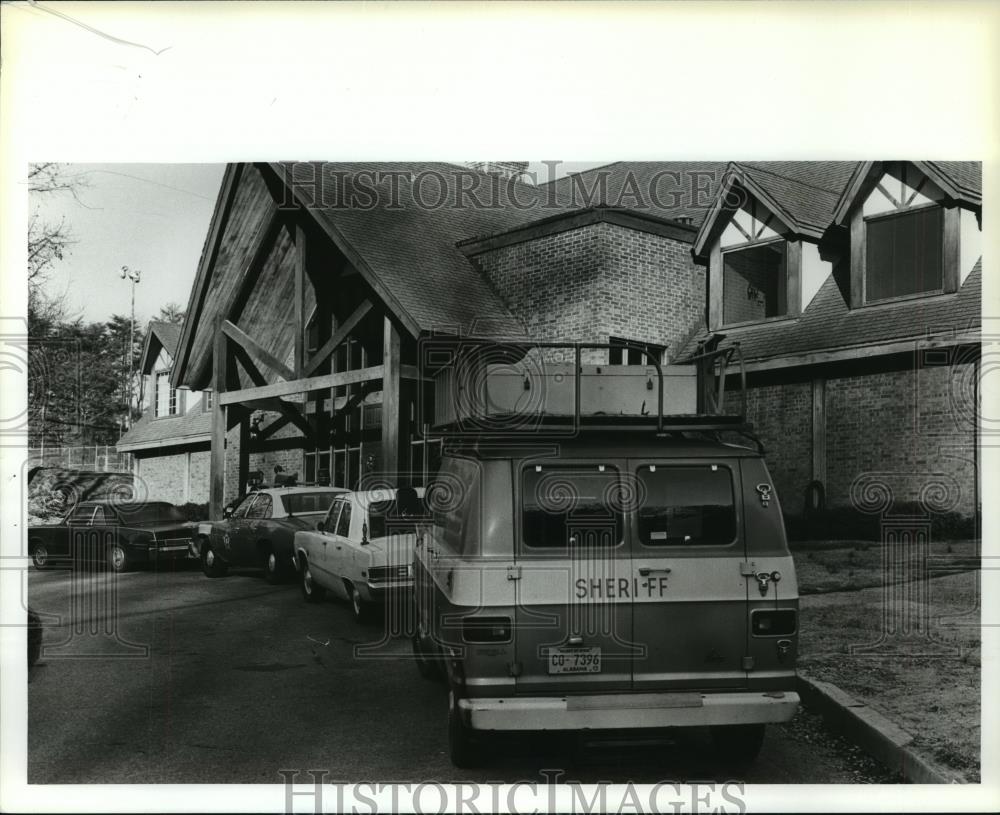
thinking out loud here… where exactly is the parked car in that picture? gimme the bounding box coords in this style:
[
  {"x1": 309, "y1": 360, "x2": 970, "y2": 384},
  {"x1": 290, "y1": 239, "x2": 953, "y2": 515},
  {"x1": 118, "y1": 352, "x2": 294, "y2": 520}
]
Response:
[
  {"x1": 193, "y1": 486, "x2": 346, "y2": 583},
  {"x1": 293, "y1": 486, "x2": 427, "y2": 622},
  {"x1": 414, "y1": 428, "x2": 800, "y2": 768},
  {"x1": 27, "y1": 500, "x2": 197, "y2": 573}
]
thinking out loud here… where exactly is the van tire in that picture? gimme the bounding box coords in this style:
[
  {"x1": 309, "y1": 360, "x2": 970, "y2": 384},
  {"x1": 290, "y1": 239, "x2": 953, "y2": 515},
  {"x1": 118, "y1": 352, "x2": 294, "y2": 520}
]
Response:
[
  {"x1": 710, "y1": 723, "x2": 766, "y2": 764},
  {"x1": 448, "y1": 690, "x2": 483, "y2": 768}
]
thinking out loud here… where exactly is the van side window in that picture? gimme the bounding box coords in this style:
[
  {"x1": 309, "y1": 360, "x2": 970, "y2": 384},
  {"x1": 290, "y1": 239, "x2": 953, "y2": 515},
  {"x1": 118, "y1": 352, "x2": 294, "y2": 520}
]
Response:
[
  {"x1": 636, "y1": 465, "x2": 736, "y2": 546},
  {"x1": 429, "y1": 456, "x2": 480, "y2": 554},
  {"x1": 522, "y1": 466, "x2": 623, "y2": 549}
]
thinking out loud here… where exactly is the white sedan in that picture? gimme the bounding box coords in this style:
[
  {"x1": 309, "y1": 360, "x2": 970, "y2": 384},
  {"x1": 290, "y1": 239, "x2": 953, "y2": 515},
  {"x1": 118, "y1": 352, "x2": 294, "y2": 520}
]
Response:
[{"x1": 292, "y1": 486, "x2": 426, "y2": 622}]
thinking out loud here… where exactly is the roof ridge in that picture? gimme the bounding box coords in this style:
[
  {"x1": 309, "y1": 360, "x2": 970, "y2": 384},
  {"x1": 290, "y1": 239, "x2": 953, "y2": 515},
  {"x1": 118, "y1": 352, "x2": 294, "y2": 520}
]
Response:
[
  {"x1": 537, "y1": 161, "x2": 624, "y2": 187},
  {"x1": 735, "y1": 161, "x2": 847, "y2": 197}
]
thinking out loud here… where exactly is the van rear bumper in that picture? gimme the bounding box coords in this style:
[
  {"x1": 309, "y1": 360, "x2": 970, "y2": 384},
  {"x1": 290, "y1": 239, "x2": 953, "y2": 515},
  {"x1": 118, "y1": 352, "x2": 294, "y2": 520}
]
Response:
[{"x1": 459, "y1": 691, "x2": 799, "y2": 731}]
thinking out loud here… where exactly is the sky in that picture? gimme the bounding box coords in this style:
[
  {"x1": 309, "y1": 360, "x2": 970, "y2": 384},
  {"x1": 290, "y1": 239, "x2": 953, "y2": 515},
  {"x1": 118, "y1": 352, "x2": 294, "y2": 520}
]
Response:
[{"x1": 31, "y1": 161, "x2": 603, "y2": 326}]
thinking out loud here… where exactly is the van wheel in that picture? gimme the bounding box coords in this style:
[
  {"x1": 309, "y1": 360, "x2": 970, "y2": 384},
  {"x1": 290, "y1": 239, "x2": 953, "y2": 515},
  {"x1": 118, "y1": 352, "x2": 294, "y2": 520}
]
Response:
[
  {"x1": 300, "y1": 557, "x2": 325, "y2": 603},
  {"x1": 201, "y1": 540, "x2": 228, "y2": 578},
  {"x1": 348, "y1": 582, "x2": 373, "y2": 624},
  {"x1": 448, "y1": 690, "x2": 483, "y2": 768},
  {"x1": 710, "y1": 723, "x2": 766, "y2": 764}
]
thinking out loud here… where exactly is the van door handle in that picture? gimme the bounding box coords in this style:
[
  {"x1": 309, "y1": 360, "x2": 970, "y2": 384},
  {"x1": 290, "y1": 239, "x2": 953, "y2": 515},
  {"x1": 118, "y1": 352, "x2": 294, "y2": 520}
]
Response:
[{"x1": 638, "y1": 567, "x2": 672, "y2": 576}]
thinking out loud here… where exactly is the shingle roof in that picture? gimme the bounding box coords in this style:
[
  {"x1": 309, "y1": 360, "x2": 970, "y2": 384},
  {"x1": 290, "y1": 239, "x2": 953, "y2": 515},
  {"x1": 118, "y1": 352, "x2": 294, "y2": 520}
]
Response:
[
  {"x1": 274, "y1": 162, "x2": 552, "y2": 337},
  {"x1": 141, "y1": 320, "x2": 183, "y2": 375},
  {"x1": 116, "y1": 405, "x2": 212, "y2": 452},
  {"x1": 680, "y1": 260, "x2": 981, "y2": 366},
  {"x1": 735, "y1": 162, "x2": 858, "y2": 232}
]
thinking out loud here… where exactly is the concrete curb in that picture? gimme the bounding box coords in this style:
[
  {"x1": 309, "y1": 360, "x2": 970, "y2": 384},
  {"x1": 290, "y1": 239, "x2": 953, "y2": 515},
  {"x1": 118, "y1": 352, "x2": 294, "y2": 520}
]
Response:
[{"x1": 795, "y1": 673, "x2": 963, "y2": 784}]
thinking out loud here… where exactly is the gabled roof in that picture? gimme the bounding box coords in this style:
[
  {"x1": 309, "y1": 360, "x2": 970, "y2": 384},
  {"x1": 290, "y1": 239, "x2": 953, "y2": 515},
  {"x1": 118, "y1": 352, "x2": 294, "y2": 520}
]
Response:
[
  {"x1": 271, "y1": 162, "x2": 550, "y2": 339},
  {"x1": 831, "y1": 161, "x2": 982, "y2": 225},
  {"x1": 140, "y1": 321, "x2": 182, "y2": 375},
  {"x1": 679, "y1": 259, "x2": 981, "y2": 368},
  {"x1": 117, "y1": 404, "x2": 212, "y2": 452},
  {"x1": 693, "y1": 161, "x2": 858, "y2": 258}
]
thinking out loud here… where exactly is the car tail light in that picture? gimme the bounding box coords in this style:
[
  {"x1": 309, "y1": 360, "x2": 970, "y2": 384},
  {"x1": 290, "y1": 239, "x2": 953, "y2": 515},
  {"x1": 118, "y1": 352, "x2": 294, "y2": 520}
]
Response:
[
  {"x1": 368, "y1": 564, "x2": 410, "y2": 583},
  {"x1": 462, "y1": 616, "x2": 512, "y2": 643},
  {"x1": 751, "y1": 609, "x2": 797, "y2": 636}
]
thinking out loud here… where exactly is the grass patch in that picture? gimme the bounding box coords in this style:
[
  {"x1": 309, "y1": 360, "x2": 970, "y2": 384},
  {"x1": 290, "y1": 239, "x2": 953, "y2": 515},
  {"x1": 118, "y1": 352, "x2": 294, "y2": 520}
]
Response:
[{"x1": 798, "y1": 571, "x2": 980, "y2": 781}]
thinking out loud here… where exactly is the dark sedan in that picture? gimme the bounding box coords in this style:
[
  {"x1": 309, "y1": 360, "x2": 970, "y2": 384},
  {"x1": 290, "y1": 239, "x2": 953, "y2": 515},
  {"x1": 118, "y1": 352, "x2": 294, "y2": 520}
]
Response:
[
  {"x1": 192, "y1": 486, "x2": 345, "y2": 583},
  {"x1": 27, "y1": 500, "x2": 197, "y2": 573}
]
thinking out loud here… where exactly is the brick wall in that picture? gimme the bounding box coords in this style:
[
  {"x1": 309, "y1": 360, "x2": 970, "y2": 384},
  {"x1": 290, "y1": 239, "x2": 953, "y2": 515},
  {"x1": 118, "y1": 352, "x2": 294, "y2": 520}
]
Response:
[
  {"x1": 135, "y1": 447, "x2": 211, "y2": 506},
  {"x1": 188, "y1": 451, "x2": 210, "y2": 504},
  {"x1": 472, "y1": 222, "x2": 705, "y2": 363},
  {"x1": 825, "y1": 359, "x2": 976, "y2": 517},
  {"x1": 743, "y1": 380, "x2": 813, "y2": 512},
  {"x1": 744, "y1": 355, "x2": 977, "y2": 520}
]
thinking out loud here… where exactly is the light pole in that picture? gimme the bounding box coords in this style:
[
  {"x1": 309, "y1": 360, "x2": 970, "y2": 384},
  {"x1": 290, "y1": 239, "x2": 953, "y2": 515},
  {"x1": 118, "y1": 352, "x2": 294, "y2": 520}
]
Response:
[{"x1": 120, "y1": 266, "x2": 141, "y2": 432}]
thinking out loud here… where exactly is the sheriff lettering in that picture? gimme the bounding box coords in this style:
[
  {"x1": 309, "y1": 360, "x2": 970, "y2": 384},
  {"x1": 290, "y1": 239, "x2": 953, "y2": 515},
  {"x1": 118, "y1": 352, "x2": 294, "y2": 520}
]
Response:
[{"x1": 574, "y1": 576, "x2": 670, "y2": 600}]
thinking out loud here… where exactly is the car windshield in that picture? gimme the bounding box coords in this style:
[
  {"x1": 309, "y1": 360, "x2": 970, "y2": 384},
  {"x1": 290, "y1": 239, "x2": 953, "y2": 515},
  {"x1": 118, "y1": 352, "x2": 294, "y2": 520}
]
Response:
[
  {"x1": 367, "y1": 490, "x2": 429, "y2": 539},
  {"x1": 279, "y1": 491, "x2": 339, "y2": 515},
  {"x1": 117, "y1": 502, "x2": 187, "y2": 524}
]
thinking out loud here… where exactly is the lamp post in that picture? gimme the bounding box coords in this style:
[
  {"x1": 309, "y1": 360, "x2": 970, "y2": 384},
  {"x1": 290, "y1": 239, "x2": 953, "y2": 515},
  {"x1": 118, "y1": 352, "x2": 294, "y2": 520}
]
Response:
[{"x1": 120, "y1": 266, "x2": 141, "y2": 432}]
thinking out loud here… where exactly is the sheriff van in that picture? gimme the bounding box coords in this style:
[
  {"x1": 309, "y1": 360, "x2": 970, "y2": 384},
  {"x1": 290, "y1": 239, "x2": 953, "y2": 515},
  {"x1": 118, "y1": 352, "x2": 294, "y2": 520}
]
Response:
[{"x1": 411, "y1": 341, "x2": 800, "y2": 767}]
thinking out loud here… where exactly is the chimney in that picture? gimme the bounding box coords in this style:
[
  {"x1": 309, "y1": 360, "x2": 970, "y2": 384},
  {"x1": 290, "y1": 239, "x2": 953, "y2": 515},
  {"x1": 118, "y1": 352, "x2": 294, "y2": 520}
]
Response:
[{"x1": 466, "y1": 162, "x2": 530, "y2": 183}]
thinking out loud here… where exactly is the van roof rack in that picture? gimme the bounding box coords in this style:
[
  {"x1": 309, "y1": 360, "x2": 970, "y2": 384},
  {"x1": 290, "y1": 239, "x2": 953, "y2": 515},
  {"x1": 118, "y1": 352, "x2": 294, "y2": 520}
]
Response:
[{"x1": 421, "y1": 339, "x2": 759, "y2": 448}]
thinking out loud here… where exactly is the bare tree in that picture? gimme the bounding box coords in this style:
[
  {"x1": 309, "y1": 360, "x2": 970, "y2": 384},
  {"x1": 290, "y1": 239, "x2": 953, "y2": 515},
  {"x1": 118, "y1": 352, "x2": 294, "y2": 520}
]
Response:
[
  {"x1": 156, "y1": 302, "x2": 186, "y2": 325},
  {"x1": 28, "y1": 163, "x2": 89, "y2": 318}
]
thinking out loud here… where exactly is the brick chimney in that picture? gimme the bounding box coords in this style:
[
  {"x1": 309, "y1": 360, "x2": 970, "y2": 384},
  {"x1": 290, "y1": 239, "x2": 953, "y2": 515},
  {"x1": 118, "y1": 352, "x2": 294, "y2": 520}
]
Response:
[{"x1": 466, "y1": 162, "x2": 530, "y2": 183}]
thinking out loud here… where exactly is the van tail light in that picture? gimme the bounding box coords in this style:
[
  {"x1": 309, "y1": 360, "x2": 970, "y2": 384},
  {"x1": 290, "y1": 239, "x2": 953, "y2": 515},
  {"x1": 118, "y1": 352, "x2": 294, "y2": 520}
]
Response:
[
  {"x1": 751, "y1": 609, "x2": 797, "y2": 636},
  {"x1": 462, "y1": 616, "x2": 513, "y2": 643}
]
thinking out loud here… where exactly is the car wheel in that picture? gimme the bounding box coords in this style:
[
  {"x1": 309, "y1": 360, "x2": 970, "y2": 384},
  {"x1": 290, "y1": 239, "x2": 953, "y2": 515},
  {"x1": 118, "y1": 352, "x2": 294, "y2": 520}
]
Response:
[
  {"x1": 300, "y1": 557, "x2": 325, "y2": 603},
  {"x1": 106, "y1": 543, "x2": 130, "y2": 573},
  {"x1": 710, "y1": 723, "x2": 766, "y2": 764},
  {"x1": 201, "y1": 540, "x2": 228, "y2": 578},
  {"x1": 262, "y1": 547, "x2": 284, "y2": 585},
  {"x1": 30, "y1": 541, "x2": 50, "y2": 571},
  {"x1": 348, "y1": 582, "x2": 373, "y2": 623},
  {"x1": 448, "y1": 689, "x2": 483, "y2": 768}
]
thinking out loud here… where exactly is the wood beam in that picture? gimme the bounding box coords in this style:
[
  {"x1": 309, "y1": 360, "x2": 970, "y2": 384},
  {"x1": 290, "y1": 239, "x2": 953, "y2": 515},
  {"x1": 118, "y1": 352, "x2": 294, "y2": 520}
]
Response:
[
  {"x1": 943, "y1": 204, "x2": 961, "y2": 294},
  {"x1": 850, "y1": 208, "x2": 865, "y2": 308},
  {"x1": 303, "y1": 299, "x2": 373, "y2": 377},
  {"x1": 256, "y1": 414, "x2": 292, "y2": 441},
  {"x1": 785, "y1": 239, "x2": 802, "y2": 316},
  {"x1": 381, "y1": 316, "x2": 401, "y2": 483},
  {"x1": 209, "y1": 321, "x2": 228, "y2": 520},
  {"x1": 811, "y1": 378, "x2": 826, "y2": 486},
  {"x1": 222, "y1": 320, "x2": 295, "y2": 381},
  {"x1": 294, "y1": 224, "x2": 307, "y2": 376},
  {"x1": 238, "y1": 415, "x2": 251, "y2": 497},
  {"x1": 708, "y1": 241, "x2": 723, "y2": 330},
  {"x1": 219, "y1": 365, "x2": 386, "y2": 405}
]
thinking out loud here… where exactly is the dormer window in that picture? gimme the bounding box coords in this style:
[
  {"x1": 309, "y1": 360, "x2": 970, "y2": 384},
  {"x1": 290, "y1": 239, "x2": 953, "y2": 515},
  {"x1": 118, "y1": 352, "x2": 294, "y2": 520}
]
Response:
[
  {"x1": 864, "y1": 205, "x2": 943, "y2": 302},
  {"x1": 722, "y1": 240, "x2": 788, "y2": 325},
  {"x1": 154, "y1": 370, "x2": 178, "y2": 417}
]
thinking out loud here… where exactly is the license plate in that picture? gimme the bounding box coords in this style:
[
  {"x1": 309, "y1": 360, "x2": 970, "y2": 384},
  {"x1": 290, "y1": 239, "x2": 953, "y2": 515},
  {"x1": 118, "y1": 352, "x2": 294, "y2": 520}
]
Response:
[{"x1": 547, "y1": 646, "x2": 601, "y2": 674}]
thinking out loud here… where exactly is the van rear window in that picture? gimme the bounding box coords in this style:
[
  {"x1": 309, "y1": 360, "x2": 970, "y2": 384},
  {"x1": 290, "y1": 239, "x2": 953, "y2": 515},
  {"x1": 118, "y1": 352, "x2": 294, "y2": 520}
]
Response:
[
  {"x1": 636, "y1": 465, "x2": 736, "y2": 546},
  {"x1": 522, "y1": 466, "x2": 624, "y2": 549}
]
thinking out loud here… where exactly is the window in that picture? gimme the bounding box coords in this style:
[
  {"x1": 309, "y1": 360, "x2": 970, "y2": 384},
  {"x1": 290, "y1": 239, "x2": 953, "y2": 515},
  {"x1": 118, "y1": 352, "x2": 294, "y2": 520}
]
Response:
[
  {"x1": 280, "y1": 491, "x2": 338, "y2": 515},
  {"x1": 335, "y1": 501, "x2": 352, "y2": 537},
  {"x1": 608, "y1": 338, "x2": 665, "y2": 366},
  {"x1": 245, "y1": 494, "x2": 272, "y2": 520},
  {"x1": 202, "y1": 390, "x2": 214, "y2": 411},
  {"x1": 865, "y1": 206, "x2": 943, "y2": 302},
  {"x1": 91, "y1": 506, "x2": 110, "y2": 525},
  {"x1": 154, "y1": 370, "x2": 178, "y2": 417},
  {"x1": 722, "y1": 242, "x2": 787, "y2": 325},
  {"x1": 521, "y1": 465, "x2": 623, "y2": 549},
  {"x1": 230, "y1": 494, "x2": 256, "y2": 519},
  {"x1": 367, "y1": 489, "x2": 429, "y2": 539},
  {"x1": 636, "y1": 465, "x2": 736, "y2": 547},
  {"x1": 324, "y1": 499, "x2": 344, "y2": 532},
  {"x1": 68, "y1": 505, "x2": 97, "y2": 525}
]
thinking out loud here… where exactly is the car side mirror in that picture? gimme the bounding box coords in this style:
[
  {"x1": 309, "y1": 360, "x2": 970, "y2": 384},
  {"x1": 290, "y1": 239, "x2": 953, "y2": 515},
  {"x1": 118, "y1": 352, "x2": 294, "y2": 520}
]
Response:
[
  {"x1": 316, "y1": 521, "x2": 325, "y2": 533},
  {"x1": 361, "y1": 522, "x2": 369, "y2": 545},
  {"x1": 223, "y1": 506, "x2": 234, "y2": 519}
]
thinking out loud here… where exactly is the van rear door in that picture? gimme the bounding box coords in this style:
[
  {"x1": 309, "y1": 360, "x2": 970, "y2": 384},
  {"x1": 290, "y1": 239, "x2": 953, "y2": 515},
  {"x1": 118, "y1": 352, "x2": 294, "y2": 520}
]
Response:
[
  {"x1": 627, "y1": 459, "x2": 749, "y2": 691},
  {"x1": 513, "y1": 461, "x2": 634, "y2": 694}
]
